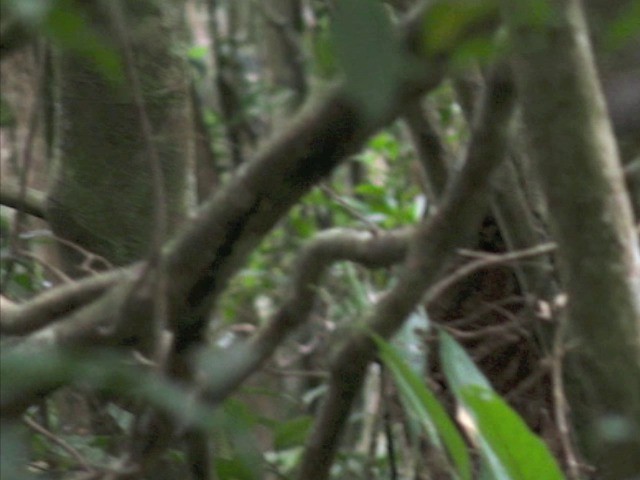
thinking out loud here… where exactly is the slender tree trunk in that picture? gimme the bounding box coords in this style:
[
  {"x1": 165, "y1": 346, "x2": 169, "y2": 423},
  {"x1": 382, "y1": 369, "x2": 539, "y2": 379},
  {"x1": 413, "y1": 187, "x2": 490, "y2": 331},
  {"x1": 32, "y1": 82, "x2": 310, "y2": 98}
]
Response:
[
  {"x1": 260, "y1": 0, "x2": 306, "y2": 110},
  {"x1": 501, "y1": 1, "x2": 640, "y2": 478}
]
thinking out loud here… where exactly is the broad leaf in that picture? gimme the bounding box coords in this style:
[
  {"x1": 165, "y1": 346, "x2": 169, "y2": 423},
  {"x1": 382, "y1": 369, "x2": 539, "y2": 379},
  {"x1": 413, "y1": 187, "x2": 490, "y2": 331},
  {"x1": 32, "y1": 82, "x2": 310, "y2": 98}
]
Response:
[
  {"x1": 332, "y1": 0, "x2": 404, "y2": 120},
  {"x1": 374, "y1": 334, "x2": 472, "y2": 480},
  {"x1": 273, "y1": 416, "x2": 313, "y2": 451},
  {"x1": 439, "y1": 331, "x2": 565, "y2": 480}
]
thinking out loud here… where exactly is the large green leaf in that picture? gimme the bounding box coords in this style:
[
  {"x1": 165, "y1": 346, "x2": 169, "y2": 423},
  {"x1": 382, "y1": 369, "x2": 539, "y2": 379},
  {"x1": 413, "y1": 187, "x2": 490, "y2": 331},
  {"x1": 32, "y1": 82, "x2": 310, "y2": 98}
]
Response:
[
  {"x1": 331, "y1": 0, "x2": 404, "y2": 120},
  {"x1": 373, "y1": 334, "x2": 472, "y2": 480},
  {"x1": 421, "y1": 0, "x2": 498, "y2": 56},
  {"x1": 439, "y1": 331, "x2": 565, "y2": 480},
  {"x1": 273, "y1": 416, "x2": 313, "y2": 451}
]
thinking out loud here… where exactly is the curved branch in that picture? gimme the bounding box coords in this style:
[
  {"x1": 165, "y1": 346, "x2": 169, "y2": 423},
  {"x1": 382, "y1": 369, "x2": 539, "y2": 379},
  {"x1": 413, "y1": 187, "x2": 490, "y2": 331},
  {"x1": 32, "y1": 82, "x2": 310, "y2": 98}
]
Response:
[
  {"x1": 296, "y1": 64, "x2": 516, "y2": 480},
  {"x1": 1, "y1": 0, "x2": 498, "y2": 413},
  {"x1": 0, "y1": 269, "x2": 127, "y2": 335},
  {"x1": 165, "y1": 0, "x2": 497, "y2": 352},
  {"x1": 202, "y1": 227, "x2": 411, "y2": 404}
]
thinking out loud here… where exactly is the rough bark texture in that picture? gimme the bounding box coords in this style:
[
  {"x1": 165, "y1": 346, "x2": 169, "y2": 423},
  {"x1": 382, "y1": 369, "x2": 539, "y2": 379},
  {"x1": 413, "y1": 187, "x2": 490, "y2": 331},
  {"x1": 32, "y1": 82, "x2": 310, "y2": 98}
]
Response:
[
  {"x1": 501, "y1": 1, "x2": 640, "y2": 478},
  {"x1": 47, "y1": 0, "x2": 191, "y2": 270}
]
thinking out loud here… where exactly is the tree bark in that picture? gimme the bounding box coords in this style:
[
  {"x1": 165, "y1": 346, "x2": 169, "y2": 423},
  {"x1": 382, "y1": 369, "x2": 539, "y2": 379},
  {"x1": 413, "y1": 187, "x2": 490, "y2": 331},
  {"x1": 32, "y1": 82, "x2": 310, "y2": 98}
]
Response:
[
  {"x1": 47, "y1": 0, "x2": 192, "y2": 270},
  {"x1": 501, "y1": 1, "x2": 640, "y2": 478}
]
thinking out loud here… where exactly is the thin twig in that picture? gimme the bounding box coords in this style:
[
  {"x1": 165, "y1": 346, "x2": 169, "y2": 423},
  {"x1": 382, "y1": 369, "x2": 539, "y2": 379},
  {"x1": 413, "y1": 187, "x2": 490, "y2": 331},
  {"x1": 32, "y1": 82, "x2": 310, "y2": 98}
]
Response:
[
  {"x1": 443, "y1": 315, "x2": 531, "y2": 341},
  {"x1": 19, "y1": 229, "x2": 113, "y2": 273},
  {"x1": 0, "y1": 268, "x2": 126, "y2": 335},
  {"x1": 320, "y1": 184, "x2": 381, "y2": 232},
  {"x1": 551, "y1": 314, "x2": 582, "y2": 480},
  {"x1": 381, "y1": 365, "x2": 398, "y2": 480},
  {"x1": 446, "y1": 295, "x2": 527, "y2": 328},
  {"x1": 24, "y1": 416, "x2": 96, "y2": 474},
  {"x1": 14, "y1": 249, "x2": 72, "y2": 284},
  {"x1": 262, "y1": 367, "x2": 329, "y2": 379},
  {"x1": 425, "y1": 242, "x2": 556, "y2": 303}
]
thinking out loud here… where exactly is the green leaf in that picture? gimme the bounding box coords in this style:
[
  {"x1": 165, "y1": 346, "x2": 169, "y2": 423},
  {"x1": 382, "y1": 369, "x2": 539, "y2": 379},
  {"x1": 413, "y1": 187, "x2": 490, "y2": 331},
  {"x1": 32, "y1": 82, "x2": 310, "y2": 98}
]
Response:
[
  {"x1": 188, "y1": 45, "x2": 208, "y2": 60},
  {"x1": 215, "y1": 457, "x2": 256, "y2": 480},
  {"x1": 2, "y1": 0, "x2": 123, "y2": 81},
  {"x1": 439, "y1": 330, "x2": 491, "y2": 393},
  {"x1": 12, "y1": 272, "x2": 35, "y2": 291},
  {"x1": 439, "y1": 331, "x2": 565, "y2": 480},
  {"x1": 290, "y1": 211, "x2": 316, "y2": 238},
  {"x1": 310, "y1": 16, "x2": 337, "y2": 78},
  {"x1": 273, "y1": 416, "x2": 313, "y2": 451},
  {"x1": 331, "y1": 0, "x2": 404, "y2": 120},
  {"x1": 2, "y1": 0, "x2": 122, "y2": 81},
  {"x1": 369, "y1": 131, "x2": 401, "y2": 159},
  {"x1": 604, "y1": 0, "x2": 640, "y2": 51},
  {"x1": 265, "y1": 447, "x2": 304, "y2": 473},
  {"x1": 373, "y1": 334, "x2": 472, "y2": 480},
  {"x1": 45, "y1": 1, "x2": 122, "y2": 82},
  {"x1": 422, "y1": 0, "x2": 497, "y2": 56},
  {"x1": 222, "y1": 398, "x2": 261, "y2": 428},
  {"x1": 354, "y1": 184, "x2": 385, "y2": 197}
]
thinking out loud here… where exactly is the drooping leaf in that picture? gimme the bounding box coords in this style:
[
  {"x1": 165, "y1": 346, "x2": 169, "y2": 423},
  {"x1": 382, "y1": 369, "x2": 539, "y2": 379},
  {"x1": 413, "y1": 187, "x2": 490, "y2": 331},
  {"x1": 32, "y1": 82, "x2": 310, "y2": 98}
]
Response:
[
  {"x1": 373, "y1": 334, "x2": 472, "y2": 480},
  {"x1": 439, "y1": 331, "x2": 565, "y2": 480}
]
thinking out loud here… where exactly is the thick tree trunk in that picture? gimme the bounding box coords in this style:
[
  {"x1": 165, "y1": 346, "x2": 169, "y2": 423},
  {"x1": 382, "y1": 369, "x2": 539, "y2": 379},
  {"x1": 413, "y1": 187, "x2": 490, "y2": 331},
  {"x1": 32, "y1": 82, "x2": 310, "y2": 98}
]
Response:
[
  {"x1": 501, "y1": 1, "x2": 640, "y2": 478},
  {"x1": 47, "y1": 0, "x2": 192, "y2": 270},
  {"x1": 42, "y1": 3, "x2": 195, "y2": 478}
]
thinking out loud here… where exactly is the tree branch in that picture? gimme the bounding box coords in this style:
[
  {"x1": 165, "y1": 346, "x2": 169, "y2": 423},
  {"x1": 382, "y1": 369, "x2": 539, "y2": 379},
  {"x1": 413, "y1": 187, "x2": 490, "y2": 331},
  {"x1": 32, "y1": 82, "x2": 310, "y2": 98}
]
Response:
[
  {"x1": 0, "y1": 268, "x2": 127, "y2": 335},
  {"x1": 1, "y1": 0, "x2": 498, "y2": 412},
  {"x1": 202, "y1": 227, "x2": 411, "y2": 405},
  {"x1": 164, "y1": 0, "x2": 497, "y2": 352},
  {"x1": 296, "y1": 63, "x2": 516, "y2": 480},
  {"x1": 0, "y1": 179, "x2": 47, "y2": 220}
]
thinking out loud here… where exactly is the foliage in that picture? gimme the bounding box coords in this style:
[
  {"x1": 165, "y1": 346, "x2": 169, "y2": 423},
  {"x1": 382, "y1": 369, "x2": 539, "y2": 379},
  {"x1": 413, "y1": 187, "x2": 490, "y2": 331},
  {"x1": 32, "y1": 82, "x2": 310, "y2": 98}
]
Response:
[
  {"x1": 2, "y1": 0, "x2": 122, "y2": 80},
  {"x1": 374, "y1": 331, "x2": 565, "y2": 480},
  {"x1": 2, "y1": 0, "x2": 638, "y2": 478}
]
